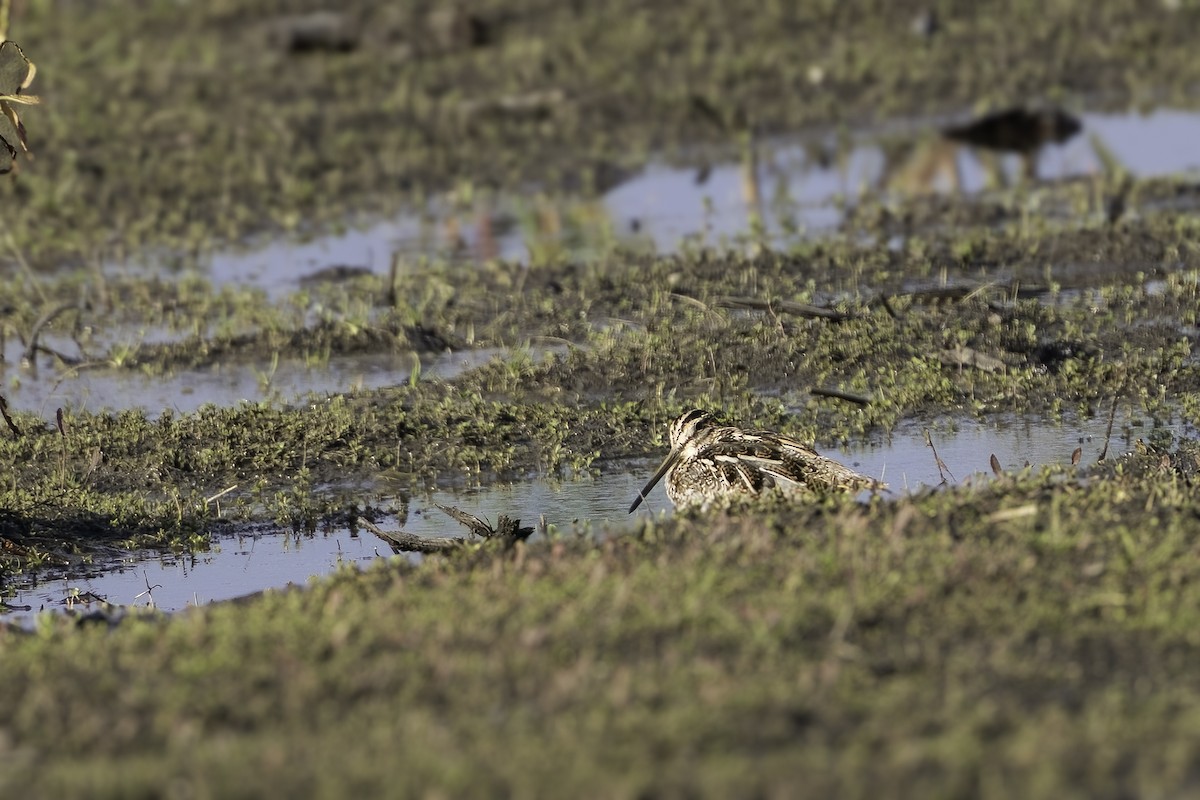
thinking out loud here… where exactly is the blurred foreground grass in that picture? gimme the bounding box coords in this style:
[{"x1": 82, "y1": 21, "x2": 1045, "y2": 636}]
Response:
[{"x1": 4, "y1": 447, "x2": 1200, "y2": 797}]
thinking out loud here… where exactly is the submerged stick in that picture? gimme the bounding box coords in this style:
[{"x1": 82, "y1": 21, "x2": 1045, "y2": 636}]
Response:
[
  {"x1": 810, "y1": 387, "x2": 872, "y2": 406},
  {"x1": 359, "y1": 518, "x2": 464, "y2": 554},
  {"x1": 434, "y1": 503, "x2": 533, "y2": 542},
  {"x1": 925, "y1": 430, "x2": 956, "y2": 485},
  {"x1": 23, "y1": 302, "x2": 76, "y2": 365},
  {"x1": 1097, "y1": 393, "x2": 1120, "y2": 463}
]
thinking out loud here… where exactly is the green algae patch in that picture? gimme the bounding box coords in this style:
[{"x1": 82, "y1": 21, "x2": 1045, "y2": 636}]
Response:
[{"x1": 3, "y1": 452, "x2": 1200, "y2": 797}]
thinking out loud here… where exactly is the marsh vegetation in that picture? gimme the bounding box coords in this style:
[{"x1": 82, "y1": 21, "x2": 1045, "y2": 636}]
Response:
[{"x1": 2, "y1": 0, "x2": 1200, "y2": 796}]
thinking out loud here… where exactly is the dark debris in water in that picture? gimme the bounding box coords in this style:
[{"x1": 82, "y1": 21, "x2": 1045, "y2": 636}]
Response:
[
  {"x1": 943, "y1": 107, "x2": 1082, "y2": 155},
  {"x1": 361, "y1": 519, "x2": 462, "y2": 554},
  {"x1": 433, "y1": 503, "x2": 535, "y2": 542},
  {"x1": 359, "y1": 503, "x2": 535, "y2": 555}
]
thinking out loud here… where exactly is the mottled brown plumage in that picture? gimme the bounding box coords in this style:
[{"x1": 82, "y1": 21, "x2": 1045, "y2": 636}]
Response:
[{"x1": 629, "y1": 409, "x2": 882, "y2": 512}]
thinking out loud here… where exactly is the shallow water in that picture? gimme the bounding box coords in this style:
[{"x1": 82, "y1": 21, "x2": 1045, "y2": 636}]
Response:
[
  {"x1": 186, "y1": 109, "x2": 1200, "y2": 296},
  {"x1": 5, "y1": 411, "x2": 1183, "y2": 624},
  {"x1": 9, "y1": 106, "x2": 1198, "y2": 623},
  {"x1": 847, "y1": 412, "x2": 1164, "y2": 492},
  {"x1": 0, "y1": 345, "x2": 561, "y2": 416},
  {"x1": 32, "y1": 107, "x2": 1191, "y2": 419},
  {"x1": 4, "y1": 472, "x2": 671, "y2": 623}
]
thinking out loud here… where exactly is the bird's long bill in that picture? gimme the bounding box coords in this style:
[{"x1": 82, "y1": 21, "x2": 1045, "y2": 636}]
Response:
[{"x1": 628, "y1": 449, "x2": 680, "y2": 513}]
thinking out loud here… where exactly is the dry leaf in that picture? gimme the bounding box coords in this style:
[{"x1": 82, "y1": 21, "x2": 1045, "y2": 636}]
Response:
[{"x1": 0, "y1": 41, "x2": 38, "y2": 172}]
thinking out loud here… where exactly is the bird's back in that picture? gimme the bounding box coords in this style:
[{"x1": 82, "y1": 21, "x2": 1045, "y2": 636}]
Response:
[{"x1": 666, "y1": 425, "x2": 877, "y2": 507}]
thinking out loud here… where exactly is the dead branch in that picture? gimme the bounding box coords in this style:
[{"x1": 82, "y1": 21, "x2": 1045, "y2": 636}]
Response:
[
  {"x1": 434, "y1": 503, "x2": 533, "y2": 542},
  {"x1": 810, "y1": 387, "x2": 872, "y2": 406},
  {"x1": 23, "y1": 302, "x2": 77, "y2": 365},
  {"x1": 360, "y1": 518, "x2": 463, "y2": 554},
  {"x1": 715, "y1": 296, "x2": 851, "y2": 321}
]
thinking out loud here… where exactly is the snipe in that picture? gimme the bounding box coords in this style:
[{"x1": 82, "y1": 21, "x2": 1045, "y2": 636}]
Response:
[{"x1": 628, "y1": 409, "x2": 882, "y2": 512}]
